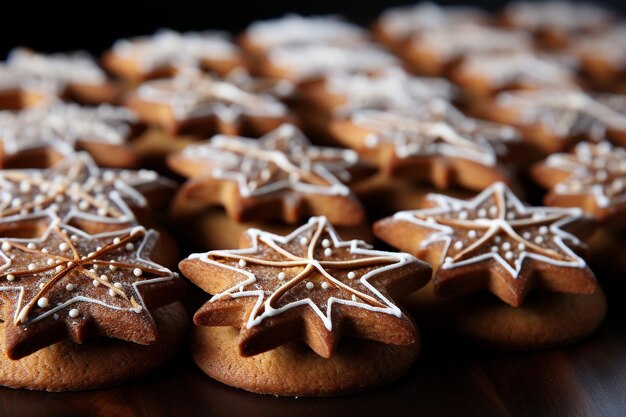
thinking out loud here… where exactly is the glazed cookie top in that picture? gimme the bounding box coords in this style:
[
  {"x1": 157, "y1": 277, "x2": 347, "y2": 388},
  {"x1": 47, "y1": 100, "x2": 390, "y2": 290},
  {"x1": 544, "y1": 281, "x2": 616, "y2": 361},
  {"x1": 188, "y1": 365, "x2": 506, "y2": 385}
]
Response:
[
  {"x1": 133, "y1": 69, "x2": 288, "y2": 123},
  {"x1": 172, "y1": 124, "x2": 361, "y2": 198},
  {"x1": 378, "y1": 2, "x2": 489, "y2": 41},
  {"x1": 374, "y1": 182, "x2": 597, "y2": 307},
  {"x1": 503, "y1": 1, "x2": 613, "y2": 32},
  {"x1": 533, "y1": 141, "x2": 626, "y2": 220},
  {"x1": 180, "y1": 216, "x2": 430, "y2": 358},
  {"x1": 0, "y1": 152, "x2": 172, "y2": 228},
  {"x1": 349, "y1": 100, "x2": 520, "y2": 166},
  {"x1": 0, "y1": 101, "x2": 138, "y2": 157},
  {"x1": 244, "y1": 14, "x2": 368, "y2": 50},
  {"x1": 456, "y1": 51, "x2": 576, "y2": 89},
  {"x1": 570, "y1": 26, "x2": 626, "y2": 67},
  {"x1": 495, "y1": 88, "x2": 626, "y2": 139},
  {"x1": 0, "y1": 219, "x2": 185, "y2": 359},
  {"x1": 110, "y1": 29, "x2": 241, "y2": 72},
  {"x1": 265, "y1": 44, "x2": 399, "y2": 81},
  {"x1": 412, "y1": 24, "x2": 532, "y2": 61},
  {"x1": 324, "y1": 67, "x2": 456, "y2": 115}
]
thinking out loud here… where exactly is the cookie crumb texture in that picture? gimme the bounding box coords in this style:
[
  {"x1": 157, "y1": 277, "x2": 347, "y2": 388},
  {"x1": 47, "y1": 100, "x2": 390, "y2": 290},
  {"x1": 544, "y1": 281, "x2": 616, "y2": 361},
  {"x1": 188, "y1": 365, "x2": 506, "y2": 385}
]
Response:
[
  {"x1": 190, "y1": 326, "x2": 420, "y2": 397},
  {"x1": 0, "y1": 302, "x2": 188, "y2": 391}
]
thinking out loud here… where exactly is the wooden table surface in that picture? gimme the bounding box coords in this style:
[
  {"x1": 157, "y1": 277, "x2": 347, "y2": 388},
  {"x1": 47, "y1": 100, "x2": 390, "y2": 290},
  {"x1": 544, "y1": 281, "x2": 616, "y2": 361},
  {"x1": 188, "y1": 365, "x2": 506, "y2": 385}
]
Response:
[{"x1": 0, "y1": 267, "x2": 623, "y2": 417}]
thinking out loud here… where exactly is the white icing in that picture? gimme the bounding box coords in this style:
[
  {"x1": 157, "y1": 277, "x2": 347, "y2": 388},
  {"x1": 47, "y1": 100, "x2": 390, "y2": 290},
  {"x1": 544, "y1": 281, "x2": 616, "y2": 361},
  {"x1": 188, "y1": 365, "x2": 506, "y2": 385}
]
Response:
[
  {"x1": 0, "y1": 152, "x2": 174, "y2": 227},
  {"x1": 189, "y1": 216, "x2": 418, "y2": 330},
  {"x1": 135, "y1": 69, "x2": 287, "y2": 122},
  {"x1": 266, "y1": 44, "x2": 399, "y2": 81},
  {"x1": 0, "y1": 101, "x2": 138, "y2": 156},
  {"x1": 180, "y1": 123, "x2": 357, "y2": 197},
  {"x1": 111, "y1": 28, "x2": 241, "y2": 71},
  {"x1": 393, "y1": 182, "x2": 587, "y2": 279},
  {"x1": 378, "y1": 2, "x2": 488, "y2": 40},
  {"x1": 246, "y1": 14, "x2": 367, "y2": 50},
  {"x1": 325, "y1": 67, "x2": 456, "y2": 115},
  {"x1": 545, "y1": 141, "x2": 626, "y2": 209},
  {"x1": 571, "y1": 26, "x2": 626, "y2": 68},
  {"x1": 0, "y1": 220, "x2": 177, "y2": 325},
  {"x1": 504, "y1": 1, "x2": 613, "y2": 31},
  {"x1": 459, "y1": 52, "x2": 575, "y2": 88},
  {"x1": 350, "y1": 99, "x2": 520, "y2": 165},
  {"x1": 496, "y1": 88, "x2": 626, "y2": 139},
  {"x1": 413, "y1": 24, "x2": 532, "y2": 60}
]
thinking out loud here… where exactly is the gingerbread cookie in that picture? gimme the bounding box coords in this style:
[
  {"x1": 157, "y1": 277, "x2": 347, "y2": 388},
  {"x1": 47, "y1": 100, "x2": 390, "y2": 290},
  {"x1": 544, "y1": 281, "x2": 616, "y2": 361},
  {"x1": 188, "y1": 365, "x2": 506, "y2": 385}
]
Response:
[
  {"x1": 125, "y1": 69, "x2": 293, "y2": 137},
  {"x1": 0, "y1": 101, "x2": 142, "y2": 168},
  {"x1": 532, "y1": 141, "x2": 626, "y2": 226},
  {"x1": 485, "y1": 88, "x2": 626, "y2": 153},
  {"x1": 168, "y1": 123, "x2": 372, "y2": 226},
  {"x1": 0, "y1": 216, "x2": 187, "y2": 390},
  {"x1": 180, "y1": 216, "x2": 430, "y2": 396},
  {"x1": 0, "y1": 152, "x2": 175, "y2": 234},
  {"x1": 450, "y1": 52, "x2": 577, "y2": 99},
  {"x1": 502, "y1": 1, "x2": 614, "y2": 49},
  {"x1": 239, "y1": 14, "x2": 368, "y2": 56},
  {"x1": 402, "y1": 24, "x2": 532, "y2": 76},
  {"x1": 374, "y1": 182, "x2": 605, "y2": 349},
  {"x1": 570, "y1": 26, "x2": 626, "y2": 89},
  {"x1": 256, "y1": 43, "x2": 400, "y2": 83},
  {"x1": 373, "y1": 2, "x2": 489, "y2": 53},
  {"x1": 329, "y1": 100, "x2": 521, "y2": 191},
  {"x1": 1, "y1": 48, "x2": 118, "y2": 107},
  {"x1": 103, "y1": 29, "x2": 244, "y2": 82}
]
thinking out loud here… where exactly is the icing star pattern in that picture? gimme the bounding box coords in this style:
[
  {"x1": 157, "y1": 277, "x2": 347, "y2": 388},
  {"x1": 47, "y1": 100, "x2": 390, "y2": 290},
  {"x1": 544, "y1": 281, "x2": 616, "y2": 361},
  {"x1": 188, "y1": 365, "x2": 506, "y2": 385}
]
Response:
[
  {"x1": 381, "y1": 182, "x2": 597, "y2": 306},
  {"x1": 537, "y1": 141, "x2": 626, "y2": 218},
  {"x1": 111, "y1": 29, "x2": 241, "y2": 71},
  {"x1": 504, "y1": 1, "x2": 613, "y2": 32},
  {"x1": 0, "y1": 152, "x2": 169, "y2": 227},
  {"x1": 181, "y1": 124, "x2": 358, "y2": 197},
  {"x1": 0, "y1": 101, "x2": 138, "y2": 157},
  {"x1": 352, "y1": 100, "x2": 520, "y2": 166},
  {"x1": 571, "y1": 26, "x2": 626, "y2": 68},
  {"x1": 326, "y1": 67, "x2": 456, "y2": 115},
  {"x1": 134, "y1": 69, "x2": 287, "y2": 124},
  {"x1": 184, "y1": 216, "x2": 427, "y2": 357},
  {"x1": 0, "y1": 220, "x2": 181, "y2": 358},
  {"x1": 496, "y1": 88, "x2": 626, "y2": 140}
]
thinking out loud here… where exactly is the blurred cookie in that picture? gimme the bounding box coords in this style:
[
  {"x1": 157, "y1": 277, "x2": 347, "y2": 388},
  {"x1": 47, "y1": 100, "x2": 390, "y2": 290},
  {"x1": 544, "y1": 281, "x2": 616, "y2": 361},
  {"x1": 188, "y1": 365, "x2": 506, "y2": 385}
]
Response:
[{"x1": 180, "y1": 216, "x2": 430, "y2": 395}]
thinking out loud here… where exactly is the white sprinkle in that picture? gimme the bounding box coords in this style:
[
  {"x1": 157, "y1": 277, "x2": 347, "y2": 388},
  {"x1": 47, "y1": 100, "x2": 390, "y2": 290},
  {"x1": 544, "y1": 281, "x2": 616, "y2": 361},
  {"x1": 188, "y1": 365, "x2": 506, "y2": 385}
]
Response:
[
  {"x1": 539, "y1": 226, "x2": 548, "y2": 235},
  {"x1": 491, "y1": 246, "x2": 498, "y2": 252},
  {"x1": 47, "y1": 259, "x2": 54, "y2": 265},
  {"x1": 69, "y1": 309, "x2": 80, "y2": 318},
  {"x1": 66, "y1": 283, "x2": 74, "y2": 291},
  {"x1": 502, "y1": 242, "x2": 511, "y2": 251},
  {"x1": 494, "y1": 236, "x2": 502, "y2": 243},
  {"x1": 348, "y1": 271, "x2": 356, "y2": 279},
  {"x1": 477, "y1": 208, "x2": 487, "y2": 217},
  {"x1": 39, "y1": 283, "x2": 45, "y2": 289},
  {"x1": 113, "y1": 237, "x2": 121, "y2": 245},
  {"x1": 238, "y1": 259, "x2": 247, "y2": 267},
  {"x1": 59, "y1": 242, "x2": 69, "y2": 251},
  {"x1": 93, "y1": 280, "x2": 100, "y2": 286},
  {"x1": 41, "y1": 248, "x2": 48, "y2": 254},
  {"x1": 278, "y1": 272, "x2": 286, "y2": 280},
  {"x1": 27, "y1": 243, "x2": 35, "y2": 249},
  {"x1": 458, "y1": 211, "x2": 468, "y2": 220},
  {"x1": 324, "y1": 248, "x2": 332, "y2": 257},
  {"x1": 100, "y1": 275, "x2": 108, "y2": 281},
  {"x1": 114, "y1": 282, "x2": 122, "y2": 289},
  {"x1": 489, "y1": 206, "x2": 498, "y2": 216},
  {"x1": 56, "y1": 265, "x2": 64, "y2": 273},
  {"x1": 444, "y1": 257, "x2": 453, "y2": 264},
  {"x1": 109, "y1": 264, "x2": 117, "y2": 271},
  {"x1": 454, "y1": 241, "x2": 463, "y2": 250},
  {"x1": 523, "y1": 231, "x2": 531, "y2": 239},
  {"x1": 534, "y1": 236, "x2": 544, "y2": 244},
  {"x1": 1, "y1": 242, "x2": 11, "y2": 251},
  {"x1": 125, "y1": 243, "x2": 134, "y2": 251},
  {"x1": 518, "y1": 243, "x2": 526, "y2": 250},
  {"x1": 37, "y1": 298, "x2": 49, "y2": 308},
  {"x1": 321, "y1": 282, "x2": 330, "y2": 290},
  {"x1": 6, "y1": 274, "x2": 14, "y2": 282},
  {"x1": 299, "y1": 237, "x2": 308, "y2": 246},
  {"x1": 78, "y1": 201, "x2": 89, "y2": 210},
  {"x1": 67, "y1": 261, "x2": 73, "y2": 267},
  {"x1": 505, "y1": 251, "x2": 513, "y2": 260},
  {"x1": 70, "y1": 235, "x2": 78, "y2": 241},
  {"x1": 306, "y1": 282, "x2": 314, "y2": 290},
  {"x1": 97, "y1": 207, "x2": 108, "y2": 216},
  {"x1": 133, "y1": 268, "x2": 142, "y2": 277},
  {"x1": 28, "y1": 263, "x2": 36, "y2": 271},
  {"x1": 109, "y1": 289, "x2": 116, "y2": 296},
  {"x1": 468, "y1": 230, "x2": 477, "y2": 239},
  {"x1": 322, "y1": 239, "x2": 330, "y2": 248}
]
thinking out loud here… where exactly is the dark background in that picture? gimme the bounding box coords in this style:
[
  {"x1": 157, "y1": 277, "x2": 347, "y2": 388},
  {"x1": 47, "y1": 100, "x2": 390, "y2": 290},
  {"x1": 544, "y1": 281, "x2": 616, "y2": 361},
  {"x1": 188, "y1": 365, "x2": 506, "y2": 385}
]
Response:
[{"x1": 1, "y1": 1, "x2": 624, "y2": 58}]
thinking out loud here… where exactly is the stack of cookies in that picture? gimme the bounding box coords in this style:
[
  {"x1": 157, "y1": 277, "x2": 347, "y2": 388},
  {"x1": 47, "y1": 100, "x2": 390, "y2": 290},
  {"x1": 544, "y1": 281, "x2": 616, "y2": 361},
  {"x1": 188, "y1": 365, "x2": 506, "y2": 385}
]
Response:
[{"x1": 0, "y1": 0, "x2": 622, "y2": 397}]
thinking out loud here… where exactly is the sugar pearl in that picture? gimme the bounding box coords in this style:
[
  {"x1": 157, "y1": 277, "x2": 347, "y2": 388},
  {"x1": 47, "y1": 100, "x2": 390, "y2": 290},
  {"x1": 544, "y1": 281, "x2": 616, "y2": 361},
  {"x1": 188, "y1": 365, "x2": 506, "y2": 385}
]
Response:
[
  {"x1": 93, "y1": 280, "x2": 99, "y2": 287},
  {"x1": 518, "y1": 243, "x2": 526, "y2": 250},
  {"x1": 114, "y1": 282, "x2": 122, "y2": 289},
  {"x1": 109, "y1": 289, "x2": 116, "y2": 296},
  {"x1": 305, "y1": 282, "x2": 314, "y2": 290},
  {"x1": 468, "y1": 230, "x2": 477, "y2": 239},
  {"x1": 505, "y1": 251, "x2": 513, "y2": 260},
  {"x1": 322, "y1": 239, "x2": 330, "y2": 248},
  {"x1": 238, "y1": 259, "x2": 247, "y2": 267},
  {"x1": 6, "y1": 274, "x2": 14, "y2": 282},
  {"x1": 69, "y1": 309, "x2": 80, "y2": 318},
  {"x1": 27, "y1": 243, "x2": 35, "y2": 249},
  {"x1": 321, "y1": 282, "x2": 330, "y2": 290},
  {"x1": 100, "y1": 275, "x2": 108, "y2": 281},
  {"x1": 299, "y1": 237, "x2": 308, "y2": 246},
  {"x1": 28, "y1": 263, "x2": 36, "y2": 271},
  {"x1": 59, "y1": 242, "x2": 69, "y2": 251},
  {"x1": 1, "y1": 242, "x2": 11, "y2": 251},
  {"x1": 454, "y1": 241, "x2": 463, "y2": 250},
  {"x1": 113, "y1": 237, "x2": 121, "y2": 245},
  {"x1": 539, "y1": 226, "x2": 548, "y2": 235},
  {"x1": 347, "y1": 271, "x2": 356, "y2": 279},
  {"x1": 534, "y1": 236, "x2": 544, "y2": 244},
  {"x1": 125, "y1": 243, "x2": 134, "y2": 251},
  {"x1": 66, "y1": 283, "x2": 74, "y2": 291},
  {"x1": 278, "y1": 272, "x2": 286, "y2": 280},
  {"x1": 502, "y1": 242, "x2": 511, "y2": 251},
  {"x1": 324, "y1": 248, "x2": 332, "y2": 257},
  {"x1": 133, "y1": 268, "x2": 142, "y2": 277},
  {"x1": 37, "y1": 297, "x2": 49, "y2": 308}
]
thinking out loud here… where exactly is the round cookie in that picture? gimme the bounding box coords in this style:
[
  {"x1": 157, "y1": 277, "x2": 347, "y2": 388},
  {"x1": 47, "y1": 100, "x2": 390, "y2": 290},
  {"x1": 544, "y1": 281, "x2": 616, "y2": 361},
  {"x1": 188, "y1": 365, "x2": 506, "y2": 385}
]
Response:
[
  {"x1": 190, "y1": 325, "x2": 419, "y2": 397},
  {"x1": 403, "y1": 282, "x2": 606, "y2": 350},
  {"x1": 0, "y1": 302, "x2": 188, "y2": 391}
]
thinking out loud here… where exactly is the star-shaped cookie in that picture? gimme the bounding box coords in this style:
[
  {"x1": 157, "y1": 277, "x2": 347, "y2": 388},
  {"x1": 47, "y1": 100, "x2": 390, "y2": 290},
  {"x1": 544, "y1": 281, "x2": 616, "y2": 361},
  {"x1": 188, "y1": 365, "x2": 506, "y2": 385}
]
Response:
[
  {"x1": 491, "y1": 88, "x2": 626, "y2": 153},
  {"x1": 532, "y1": 141, "x2": 626, "y2": 223},
  {"x1": 0, "y1": 152, "x2": 174, "y2": 232},
  {"x1": 330, "y1": 100, "x2": 520, "y2": 190},
  {"x1": 374, "y1": 182, "x2": 597, "y2": 306},
  {"x1": 125, "y1": 69, "x2": 292, "y2": 136},
  {"x1": 168, "y1": 124, "x2": 372, "y2": 225},
  {"x1": 0, "y1": 219, "x2": 185, "y2": 359},
  {"x1": 102, "y1": 29, "x2": 244, "y2": 81},
  {"x1": 179, "y1": 216, "x2": 430, "y2": 358},
  {"x1": 0, "y1": 101, "x2": 141, "y2": 168}
]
